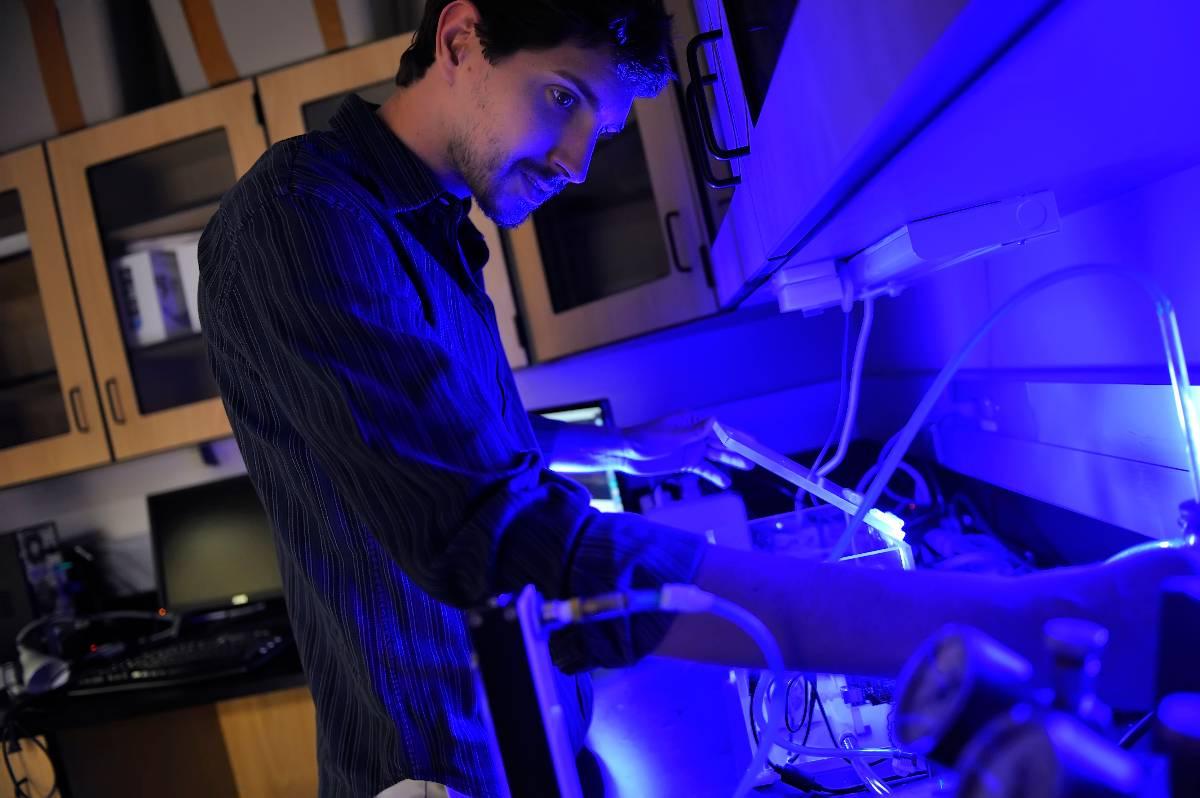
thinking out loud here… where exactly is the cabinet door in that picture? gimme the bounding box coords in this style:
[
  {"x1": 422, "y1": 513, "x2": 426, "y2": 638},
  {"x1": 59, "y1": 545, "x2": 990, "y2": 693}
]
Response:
[
  {"x1": 507, "y1": 86, "x2": 716, "y2": 362},
  {"x1": 256, "y1": 33, "x2": 529, "y2": 369},
  {"x1": 0, "y1": 145, "x2": 110, "y2": 487},
  {"x1": 47, "y1": 81, "x2": 267, "y2": 460},
  {"x1": 216, "y1": 686, "x2": 319, "y2": 798}
]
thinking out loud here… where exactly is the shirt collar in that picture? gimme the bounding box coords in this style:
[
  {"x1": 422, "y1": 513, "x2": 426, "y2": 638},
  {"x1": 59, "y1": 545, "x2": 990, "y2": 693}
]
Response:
[{"x1": 330, "y1": 94, "x2": 464, "y2": 214}]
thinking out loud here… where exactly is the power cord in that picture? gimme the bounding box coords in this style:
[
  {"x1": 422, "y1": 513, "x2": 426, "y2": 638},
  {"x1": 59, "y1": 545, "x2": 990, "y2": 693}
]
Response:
[{"x1": 1, "y1": 702, "x2": 57, "y2": 798}]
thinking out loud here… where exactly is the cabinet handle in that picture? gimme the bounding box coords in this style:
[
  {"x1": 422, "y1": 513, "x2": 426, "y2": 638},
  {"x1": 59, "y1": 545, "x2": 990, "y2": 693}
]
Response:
[
  {"x1": 664, "y1": 211, "x2": 691, "y2": 273},
  {"x1": 685, "y1": 29, "x2": 751, "y2": 167},
  {"x1": 68, "y1": 386, "x2": 89, "y2": 433},
  {"x1": 104, "y1": 378, "x2": 126, "y2": 425},
  {"x1": 686, "y1": 83, "x2": 741, "y2": 189}
]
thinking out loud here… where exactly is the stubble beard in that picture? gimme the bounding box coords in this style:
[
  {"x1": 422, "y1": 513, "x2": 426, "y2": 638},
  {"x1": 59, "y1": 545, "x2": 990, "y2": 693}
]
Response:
[{"x1": 447, "y1": 128, "x2": 535, "y2": 230}]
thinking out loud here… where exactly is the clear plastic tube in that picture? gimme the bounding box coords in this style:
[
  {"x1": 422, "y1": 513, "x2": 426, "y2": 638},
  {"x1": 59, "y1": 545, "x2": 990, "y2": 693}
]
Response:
[
  {"x1": 819, "y1": 297, "x2": 876, "y2": 478},
  {"x1": 657, "y1": 585, "x2": 786, "y2": 798},
  {"x1": 845, "y1": 738, "x2": 893, "y2": 795},
  {"x1": 830, "y1": 265, "x2": 1200, "y2": 562}
]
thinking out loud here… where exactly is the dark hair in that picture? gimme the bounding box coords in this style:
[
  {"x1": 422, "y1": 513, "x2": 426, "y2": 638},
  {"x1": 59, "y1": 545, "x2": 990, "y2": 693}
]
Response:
[{"x1": 395, "y1": 0, "x2": 675, "y2": 97}]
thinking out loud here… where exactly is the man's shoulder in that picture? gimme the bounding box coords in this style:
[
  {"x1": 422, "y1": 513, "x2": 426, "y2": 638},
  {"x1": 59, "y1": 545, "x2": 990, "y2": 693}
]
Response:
[{"x1": 215, "y1": 131, "x2": 386, "y2": 238}]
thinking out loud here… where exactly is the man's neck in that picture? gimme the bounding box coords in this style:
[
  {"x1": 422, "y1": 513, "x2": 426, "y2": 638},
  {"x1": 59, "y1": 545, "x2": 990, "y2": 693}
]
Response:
[{"x1": 377, "y1": 81, "x2": 470, "y2": 199}]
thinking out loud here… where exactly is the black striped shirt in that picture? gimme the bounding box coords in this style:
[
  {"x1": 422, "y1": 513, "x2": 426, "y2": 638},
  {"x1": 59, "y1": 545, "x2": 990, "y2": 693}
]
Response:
[{"x1": 198, "y1": 95, "x2": 706, "y2": 797}]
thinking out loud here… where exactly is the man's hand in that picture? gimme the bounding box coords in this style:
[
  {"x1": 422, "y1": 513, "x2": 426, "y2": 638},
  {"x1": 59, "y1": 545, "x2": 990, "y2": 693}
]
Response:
[
  {"x1": 614, "y1": 414, "x2": 752, "y2": 489},
  {"x1": 1066, "y1": 542, "x2": 1200, "y2": 710}
]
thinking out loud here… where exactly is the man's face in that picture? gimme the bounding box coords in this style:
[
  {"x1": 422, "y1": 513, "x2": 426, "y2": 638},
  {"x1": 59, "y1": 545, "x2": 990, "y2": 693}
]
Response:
[{"x1": 445, "y1": 37, "x2": 636, "y2": 228}]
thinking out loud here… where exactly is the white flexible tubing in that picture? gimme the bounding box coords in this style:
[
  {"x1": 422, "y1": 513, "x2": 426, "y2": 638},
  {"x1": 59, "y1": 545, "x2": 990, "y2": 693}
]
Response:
[
  {"x1": 818, "y1": 297, "x2": 876, "y2": 478},
  {"x1": 830, "y1": 265, "x2": 1200, "y2": 562},
  {"x1": 659, "y1": 585, "x2": 786, "y2": 798}
]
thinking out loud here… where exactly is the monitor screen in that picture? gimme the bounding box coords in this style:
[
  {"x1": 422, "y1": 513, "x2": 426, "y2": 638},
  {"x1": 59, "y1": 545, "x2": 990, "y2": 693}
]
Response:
[
  {"x1": 532, "y1": 400, "x2": 625, "y2": 513},
  {"x1": 147, "y1": 475, "x2": 282, "y2": 613}
]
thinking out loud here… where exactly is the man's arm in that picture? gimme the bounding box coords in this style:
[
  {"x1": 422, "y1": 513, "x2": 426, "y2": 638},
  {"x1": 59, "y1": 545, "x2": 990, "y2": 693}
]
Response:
[{"x1": 656, "y1": 542, "x2": 1199, "y2": 710}]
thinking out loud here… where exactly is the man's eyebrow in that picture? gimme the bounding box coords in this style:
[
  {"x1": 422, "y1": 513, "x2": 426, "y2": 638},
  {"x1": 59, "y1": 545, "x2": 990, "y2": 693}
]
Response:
[{"x1": 552, "y1": 69, "x2": 601, "y2": 112}]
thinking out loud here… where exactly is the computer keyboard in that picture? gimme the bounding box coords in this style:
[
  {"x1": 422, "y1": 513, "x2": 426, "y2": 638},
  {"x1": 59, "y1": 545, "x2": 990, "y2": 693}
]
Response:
[{"x1": 68, "y1": 628, "x2": 288, "y2": 694}]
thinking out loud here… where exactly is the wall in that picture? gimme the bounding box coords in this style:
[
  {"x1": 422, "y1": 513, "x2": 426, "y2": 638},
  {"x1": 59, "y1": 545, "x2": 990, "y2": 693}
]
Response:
[
  {"x1": 0, "y1": 439, "x2": 247, "y2": 596},
  {"x1": 861, "y1": 162, "x2": 1200, "y2": 539}
]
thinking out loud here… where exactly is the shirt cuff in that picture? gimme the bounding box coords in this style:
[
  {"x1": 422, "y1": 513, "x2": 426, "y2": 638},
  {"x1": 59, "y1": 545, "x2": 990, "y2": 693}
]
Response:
[{"x1": 549, "y1": 515, "x2": 709, "y2": 673}]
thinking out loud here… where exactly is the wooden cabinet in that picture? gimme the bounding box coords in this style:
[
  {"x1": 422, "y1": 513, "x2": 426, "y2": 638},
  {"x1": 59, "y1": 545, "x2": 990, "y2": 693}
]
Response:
[
  {"x1": 47, "y1": 81, "x2": 267, "y2": 460},
  {"x1": 256, "y1": 33, "x2": 530, "y2": 368},
  {"x1": 0, "y1": 736, "x2": 56, "y2": 798},
  {"x1": 51, "y1": 686, "x2": 318, "y2": 797},
  {"x1": 0, "y1": 145, "x2": 110, "y2": 487},
  {"x1": 217, "y1": 687, "x2": 320, "y2": 797}
]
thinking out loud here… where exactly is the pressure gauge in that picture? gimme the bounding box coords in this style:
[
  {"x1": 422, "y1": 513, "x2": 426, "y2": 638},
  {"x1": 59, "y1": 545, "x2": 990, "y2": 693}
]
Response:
[
  {"x1": 957, "y1": 707, "x2": 1142, "y2": 798},
  {"x1": 895, "y1": 625, "x2": 1036, "y2": 764}
]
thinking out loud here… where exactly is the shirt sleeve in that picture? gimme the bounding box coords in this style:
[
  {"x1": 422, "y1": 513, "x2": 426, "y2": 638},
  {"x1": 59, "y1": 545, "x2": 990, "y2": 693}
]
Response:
[
  {"x1": 527, "y1": 413, "x2": 564, "y2": 461},
  {"x1": 204, "y1": 189, "x2": 707, "y2": 669}
]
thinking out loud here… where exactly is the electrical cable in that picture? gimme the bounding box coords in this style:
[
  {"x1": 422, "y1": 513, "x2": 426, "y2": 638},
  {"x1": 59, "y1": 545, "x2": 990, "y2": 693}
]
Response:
[
  {"x1": 1, "y1": 706, "x2": 56, "y2": 798},
  {"x1": 818, "y1": 297, "x2": 876, "y2": 478},
  {"x1": 1118, "y1": 711, "x2": 1155, "y2": 749},
  {"x1": 811, "y1": 307, "x2": 856, "y2": 480},
  {"x1": 802, "y1": 682, "x2": 817, "y2": 745},
  {"x1": 752, "y1": 675, "x2": 913, "y2": 761},
  {"x1": 784, "y1": 675, "x2": 807, "y2": 733},
  {"x1": 854, "y1": 461, "x2": 932, "y2": 507},
  {"x1": 831, "y1": 264, "x2": 1200, "y2": 562}
]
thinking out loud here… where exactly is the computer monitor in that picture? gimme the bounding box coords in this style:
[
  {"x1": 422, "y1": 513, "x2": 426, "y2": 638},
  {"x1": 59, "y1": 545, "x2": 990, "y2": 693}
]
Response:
[
  {"x1": 531, "y1": 399, "x2": 627, "y2": 513},
  {"x1": 147, "y1": 475, "x2": 283, "y2": 614}
]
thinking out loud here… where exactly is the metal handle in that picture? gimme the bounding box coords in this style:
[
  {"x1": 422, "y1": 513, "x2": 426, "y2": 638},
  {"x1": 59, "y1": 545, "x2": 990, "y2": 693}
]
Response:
[
  {"x1": 68, "y1": 386, "x2": 89, "y2": 432},
  {"x1": 104, "y1": 378, "x2": 126, "y2": 425},
  {"x1": 686, "y1": 83, "x2": 741, "y2": 189},
  {"x1": 664, "y1": 211, "x2": 691, "y2": 272},
  {"x1": 685, "y1": 30, "x2": 751, "y2": 162}
]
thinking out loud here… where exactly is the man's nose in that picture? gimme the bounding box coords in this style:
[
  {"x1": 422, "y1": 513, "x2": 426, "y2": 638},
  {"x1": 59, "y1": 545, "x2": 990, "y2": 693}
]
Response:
[{"x1": 551, "y1": 130, "x2": 597, "y2": 185}]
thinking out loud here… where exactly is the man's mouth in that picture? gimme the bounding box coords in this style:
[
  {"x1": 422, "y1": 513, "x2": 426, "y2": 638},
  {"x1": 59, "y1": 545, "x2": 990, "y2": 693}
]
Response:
[{"x1": 523, "y1": 171, "x2": 561, "y2": 203}]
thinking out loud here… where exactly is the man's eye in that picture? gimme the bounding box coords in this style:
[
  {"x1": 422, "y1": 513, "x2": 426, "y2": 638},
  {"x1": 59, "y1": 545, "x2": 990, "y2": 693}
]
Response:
[{"x1": 549, "y1": 87, "x2": 577, "y2": 109}]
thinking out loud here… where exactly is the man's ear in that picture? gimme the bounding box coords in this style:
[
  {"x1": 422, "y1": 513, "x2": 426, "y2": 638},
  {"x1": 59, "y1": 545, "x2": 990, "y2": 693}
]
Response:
[{"x1": 434, "y1": 0, "x2": 482, "y2": 85}]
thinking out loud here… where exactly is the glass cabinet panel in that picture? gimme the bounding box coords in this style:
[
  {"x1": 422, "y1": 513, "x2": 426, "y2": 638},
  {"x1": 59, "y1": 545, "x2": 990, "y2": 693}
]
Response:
[
  {"x1": 86, "y1": 130, "x2": 236, "y2": 416},
  {"x1": 506, "y1": 84, "x2": 716, "y2": 362},
  {"x1": 532, "y1": 113, "x2": 672, "y2": 313},
  {"x1": 301, "y1": 79, "x2": 394, "y2": 132},
  {"x1": 49, "y1": 80, "x2": 266, "y2": 460},
  {"x1": 0, "y1": 189, "x2": 69, "y2": 449},
  {"x1": 722, "y1": 0, "x2": 800, "y2": 124}
]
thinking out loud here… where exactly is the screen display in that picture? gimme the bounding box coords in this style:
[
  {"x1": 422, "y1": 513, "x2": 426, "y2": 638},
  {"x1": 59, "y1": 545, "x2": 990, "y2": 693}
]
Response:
[
  {"x1": 534, "y1": 402, "x2": 625, "y2": 513},
  {"x1": 147, "y1": 475, "x2": 282, "y2": 612}
]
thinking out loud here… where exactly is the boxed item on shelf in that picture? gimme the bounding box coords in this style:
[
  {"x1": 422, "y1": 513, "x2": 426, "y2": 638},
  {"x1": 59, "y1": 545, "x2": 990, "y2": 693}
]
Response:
[
  {"x1": 111, "y1": 249, "x2": 192, "y2": 347},
  {"x1": 126, "y1": 232, "x2": 203, "y2": 333}
]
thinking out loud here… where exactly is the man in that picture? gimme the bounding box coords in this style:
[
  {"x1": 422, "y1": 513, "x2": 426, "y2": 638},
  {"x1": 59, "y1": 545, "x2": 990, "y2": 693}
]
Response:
[{"x1": 199, "y1": 1, "x2": 1197, "y2": 796}]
